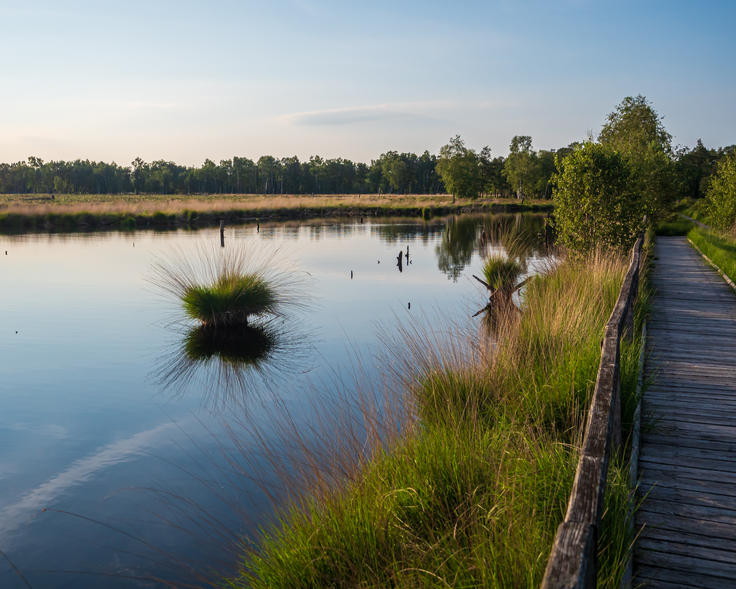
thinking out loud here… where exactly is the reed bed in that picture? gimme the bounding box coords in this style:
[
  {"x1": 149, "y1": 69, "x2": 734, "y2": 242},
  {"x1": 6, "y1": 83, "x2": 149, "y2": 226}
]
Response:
[
  {"x1": 0, "y1": 194, "x2": 553, "y2": 232},
  {"x1": 220, "y1": 249, "x2": 645, "y2": 589}
]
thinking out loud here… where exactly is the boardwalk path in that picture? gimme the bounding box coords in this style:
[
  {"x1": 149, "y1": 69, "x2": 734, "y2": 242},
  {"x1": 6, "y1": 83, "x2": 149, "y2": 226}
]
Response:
[{"x1": 635, "y1": 236, "x2": 736, "y2": 588}]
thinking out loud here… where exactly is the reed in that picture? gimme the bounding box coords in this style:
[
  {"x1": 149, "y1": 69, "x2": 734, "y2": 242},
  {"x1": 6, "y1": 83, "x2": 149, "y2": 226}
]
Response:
[
  {"x1": 0, "y1": 194, "x2": 553, "y2": 233},
  {"x1": 219, "y1": 248, "x2": 645, "y2": 589}
]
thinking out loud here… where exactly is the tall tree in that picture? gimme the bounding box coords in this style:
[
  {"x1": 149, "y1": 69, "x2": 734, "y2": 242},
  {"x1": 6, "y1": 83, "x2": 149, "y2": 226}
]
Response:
[
  {"x1": 504, "y1": 135, "x2": 540, "y2": 199},
  {"x1": 435, "y1": 136, "x2": 480, "y2": 200},
  {"x1": 599, "y1": 95, "x2": 674, "y2": 221}
]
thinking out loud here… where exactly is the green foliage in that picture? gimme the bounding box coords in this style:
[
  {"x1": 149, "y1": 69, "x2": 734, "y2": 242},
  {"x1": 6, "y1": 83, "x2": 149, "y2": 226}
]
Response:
[
  {"x1": 553, "y1": 142, "x2": 645, "y2": 252},
  {"x1": 421, "y1": 206, "x2": 432, "y2": 220},
  {"x1": 655, "y1": 215, "x2": 694, "y2": 236},
  {"x1": 436, "y1": 135, "x2": 481, "y2": 199},
  {"x1": 120, "y1": 216, "x2": 136, "y2": 230},
  {"x1": 599, "y1": 95, "x2": 672, "y2": 154},
  {"x1": 599, "y1": 95, "x2": 674, "y2": 221},
  {"x1": 704, "y1": 153, "x2": 736, "y2": 230},
  {"x1": 182, "y1": 273, "x2": 276, "y2": 326}
]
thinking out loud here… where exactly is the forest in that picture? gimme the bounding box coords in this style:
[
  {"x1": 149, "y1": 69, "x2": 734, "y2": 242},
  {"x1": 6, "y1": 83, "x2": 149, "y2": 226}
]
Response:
[{"x1": 1, "y1": 137, "x2": 733, "y2": 201}]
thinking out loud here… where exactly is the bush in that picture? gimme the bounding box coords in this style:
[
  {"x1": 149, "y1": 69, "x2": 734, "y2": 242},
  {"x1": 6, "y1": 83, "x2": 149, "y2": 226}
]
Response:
[
  {"x1": 705, "y1": 153, "x2": 736, "y2": 231},
  {"x1": 553, "y1": 143, "x2": 645, "y2": 253}
]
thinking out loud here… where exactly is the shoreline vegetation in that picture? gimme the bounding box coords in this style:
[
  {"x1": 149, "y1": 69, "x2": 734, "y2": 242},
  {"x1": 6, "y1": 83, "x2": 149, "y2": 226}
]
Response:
[
  {"x1": 0, "y1": 193, "x2": 552, "y2": 233},
  {"x1": 225, "y1": 245, "x2": 649, "y2": 588}
]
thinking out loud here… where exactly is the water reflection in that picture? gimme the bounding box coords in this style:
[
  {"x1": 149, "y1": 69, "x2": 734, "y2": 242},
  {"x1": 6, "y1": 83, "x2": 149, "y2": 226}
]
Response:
[
  {"x1": 435, "y1": 214, "x2": 545, "y2": 282},
  {"x1": 152, "y1": 319, "x2": 314, "y2": 410}
]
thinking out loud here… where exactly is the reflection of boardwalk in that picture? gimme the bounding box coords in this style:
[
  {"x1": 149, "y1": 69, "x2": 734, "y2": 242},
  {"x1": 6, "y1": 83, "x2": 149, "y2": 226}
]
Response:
[{"x1": 635, "y1": 237, "x2": 736, "y2": 587}]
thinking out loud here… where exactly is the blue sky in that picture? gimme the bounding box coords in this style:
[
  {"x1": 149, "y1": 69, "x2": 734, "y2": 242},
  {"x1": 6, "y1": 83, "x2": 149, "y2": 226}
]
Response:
[{"x1": 1, "y1": 0, "x2": 734, "y2": 165}]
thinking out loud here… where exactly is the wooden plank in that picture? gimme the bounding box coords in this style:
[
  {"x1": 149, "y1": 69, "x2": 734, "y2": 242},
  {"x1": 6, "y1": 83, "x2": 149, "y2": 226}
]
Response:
[
  {"x1": 638, "y1": 537, "x2": 736, "y2": 566},
  {"x1": 635, "y1": 561, "x2": 736, "y2": 589},
  {"x1": 639, "y1": 484, "x2": 736, "y2": 512},
  {"x1": 639, "y1": 474, "x2": 736, "y2": 501},
  {"x1": 642, "y1": 433, "x2": 736, "y2": 454},
  {"x1": 639, "y1": 460, "x2": 736, "y2": 485},
  {"x1": 635, "y1": 548, "x2": 736, "y2": 580},
  {"x1": 636, "y1": 509, "x2": 736, "y2": 542},
  {"x1": 639, "y1": 442, "x2": 736, "y2": 464}
]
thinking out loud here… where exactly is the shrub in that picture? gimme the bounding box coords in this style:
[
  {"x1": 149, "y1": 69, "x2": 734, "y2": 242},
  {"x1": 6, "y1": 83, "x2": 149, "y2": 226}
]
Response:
[
  {"x1": 705, "y1": 153, "x2": 736, "y2": 231},
  {"x1": 553, "y1": 143, "x2": 645, "y2": 253}
]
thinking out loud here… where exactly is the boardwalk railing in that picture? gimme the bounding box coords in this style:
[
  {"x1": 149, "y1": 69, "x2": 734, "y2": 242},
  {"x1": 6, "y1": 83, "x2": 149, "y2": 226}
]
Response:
[{"x1": 541, "y1": 233, "x2": 645, "y2": 588}]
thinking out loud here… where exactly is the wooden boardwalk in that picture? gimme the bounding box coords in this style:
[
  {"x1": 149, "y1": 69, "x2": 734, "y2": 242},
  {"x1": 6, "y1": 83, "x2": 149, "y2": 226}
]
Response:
[{"x1": 635, "y1": 236, "x2": 736, "y2": 588}]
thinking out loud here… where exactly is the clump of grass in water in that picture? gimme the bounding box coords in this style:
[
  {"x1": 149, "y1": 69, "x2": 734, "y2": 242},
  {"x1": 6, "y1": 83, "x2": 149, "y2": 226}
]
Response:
[
  {"x1": 182, "y1": 273, "x2": 275, "y2": 326},
  {"x1": 482, "y1": 254, "x2": 522, "y2": 291},
  {"x1": 149, "y1": 241, "x2": 306, "y2": 328}
]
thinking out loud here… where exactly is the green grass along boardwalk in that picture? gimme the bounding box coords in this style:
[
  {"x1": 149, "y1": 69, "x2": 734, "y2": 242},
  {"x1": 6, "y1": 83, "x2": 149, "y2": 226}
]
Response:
[{"x1": 635, "y1": 237, "x2": 736, "y2": 588}]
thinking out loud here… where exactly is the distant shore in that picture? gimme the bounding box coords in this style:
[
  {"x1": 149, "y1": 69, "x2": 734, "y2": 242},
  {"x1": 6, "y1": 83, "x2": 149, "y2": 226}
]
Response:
[{"x1": 0, "y1": 193, "x2": 553, "y2": 233}]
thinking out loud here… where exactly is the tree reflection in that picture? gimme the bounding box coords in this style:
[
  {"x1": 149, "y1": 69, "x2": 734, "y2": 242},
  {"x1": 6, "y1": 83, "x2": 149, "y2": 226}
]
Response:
[{"x1": 436, "y1": 213, "x2": 547, "y2": 282}]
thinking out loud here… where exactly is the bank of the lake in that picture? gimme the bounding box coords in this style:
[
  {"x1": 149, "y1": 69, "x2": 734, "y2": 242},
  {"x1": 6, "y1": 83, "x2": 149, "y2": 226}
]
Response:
[
  {"x1": 0, "y1": 193, "x2": 552, "y2": 234},
  {"x1": 229, "y1": 245, "x2": 649, "y2": 589}
]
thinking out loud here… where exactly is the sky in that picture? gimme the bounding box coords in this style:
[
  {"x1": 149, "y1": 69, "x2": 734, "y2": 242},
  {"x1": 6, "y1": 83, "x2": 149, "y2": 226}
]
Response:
[{"x1": 1, "y1": 0, "x2": 734, "y2": 166}]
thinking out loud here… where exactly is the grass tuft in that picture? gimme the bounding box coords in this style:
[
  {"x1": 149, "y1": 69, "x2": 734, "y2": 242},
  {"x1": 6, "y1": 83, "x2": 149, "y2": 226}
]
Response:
[
  {"x1": 482, "y1": 255, "x2": 522, "y2": 291},
  {"x1": 148, "y1": 241, "x2": 311, "y2": 328}
]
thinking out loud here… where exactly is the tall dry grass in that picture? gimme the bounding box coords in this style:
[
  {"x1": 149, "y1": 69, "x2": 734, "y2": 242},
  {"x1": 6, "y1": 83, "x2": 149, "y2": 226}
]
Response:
[{"x1": 209, "y1": 249, "x2": 644, "y2": 589}]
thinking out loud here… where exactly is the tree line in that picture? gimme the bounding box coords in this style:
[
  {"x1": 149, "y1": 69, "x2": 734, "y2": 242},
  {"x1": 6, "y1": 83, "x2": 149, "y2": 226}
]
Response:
[{"x1": 2, "y1": 127, "x2": 733, "y2": 202}]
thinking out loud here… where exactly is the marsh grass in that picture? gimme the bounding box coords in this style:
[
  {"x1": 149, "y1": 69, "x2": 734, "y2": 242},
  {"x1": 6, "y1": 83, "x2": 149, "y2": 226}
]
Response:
[
  {"x1": 0, "y1": 194, "x2": 553, "y2": 233},
  {"x1": 182, "y1": 274, "x2": 276, "y2": 326},
  {"x1": 216, "y1": 248, "x2": 644, "y2": 589},
  {"x1": 148, "y1": 242, "x2": 309, "y2": 328}
]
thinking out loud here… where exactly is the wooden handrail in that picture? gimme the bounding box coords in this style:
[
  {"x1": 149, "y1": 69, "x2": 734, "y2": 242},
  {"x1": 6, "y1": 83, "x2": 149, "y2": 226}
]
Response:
[{"x1": 541, "y1": 233, "x2": 644, "y2": 588}]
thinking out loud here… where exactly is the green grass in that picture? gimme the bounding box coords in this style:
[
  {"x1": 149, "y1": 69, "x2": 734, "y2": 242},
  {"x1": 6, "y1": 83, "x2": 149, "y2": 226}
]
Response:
[
  {"x1": 482, "y1": 256, "x2": 522, "y2": 291},
  {"x1": 655, "y1": 215, "x2": 694, "y2": 236},
  {"x1": 688, "y1": 227, "x2": 736, "y2": 285},
  {"x1": 228, "y1": 250, "x2": 646, "y2": 589},
  {"x1": 148, "y1": 242, "x2": 309, "y2": 330},
  {"x1": 182, "y1": 273, "x2": 276, "y2": 326}
]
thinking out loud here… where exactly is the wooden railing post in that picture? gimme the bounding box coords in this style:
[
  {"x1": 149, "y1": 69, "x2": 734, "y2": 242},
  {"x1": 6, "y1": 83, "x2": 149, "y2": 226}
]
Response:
[{"x1": 541, "y1": 233, "x2": 644, "y2": 589}]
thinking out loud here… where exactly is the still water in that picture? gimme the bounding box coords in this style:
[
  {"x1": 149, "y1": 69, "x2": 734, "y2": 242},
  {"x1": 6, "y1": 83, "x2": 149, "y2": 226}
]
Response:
[{"x1": 0, "y1": 214, "x2": 548, "y2": 588}]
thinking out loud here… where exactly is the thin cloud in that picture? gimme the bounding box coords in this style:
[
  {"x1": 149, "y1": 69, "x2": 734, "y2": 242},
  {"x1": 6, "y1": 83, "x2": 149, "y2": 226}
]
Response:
[
  {"x1": 277, "y1": 101, "x2": 450, "y2": 126},
  {"x1": 127, "y1": 101, "x2": 179, "y2": 109}
]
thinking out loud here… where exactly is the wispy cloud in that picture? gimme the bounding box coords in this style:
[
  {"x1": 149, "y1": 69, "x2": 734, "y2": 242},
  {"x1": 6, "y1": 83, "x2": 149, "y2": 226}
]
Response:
[
  {"x1": 275, "y1": 99, "x2": 516, "y2": 126},
  {"x1": 276, "y1": 101, "x2": 451, "y2": 126},
  {"x1": 126, "y1": 101, "x2": 179, "y2": 109}
]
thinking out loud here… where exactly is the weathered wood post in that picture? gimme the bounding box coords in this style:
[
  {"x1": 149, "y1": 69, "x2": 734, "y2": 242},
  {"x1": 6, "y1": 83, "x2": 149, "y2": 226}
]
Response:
[
  {"x1": 220, "y1": 219, "x2": 225, "y2": 248},
  {"x1": 541, "y1": 231, "x2": 644, "y2": 589}
]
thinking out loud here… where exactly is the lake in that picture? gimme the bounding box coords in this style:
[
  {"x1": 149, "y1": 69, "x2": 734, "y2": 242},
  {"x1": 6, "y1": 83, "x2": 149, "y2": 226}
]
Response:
[{"x1": 0, "y1": 213, "x2": 549, "y2": 588}]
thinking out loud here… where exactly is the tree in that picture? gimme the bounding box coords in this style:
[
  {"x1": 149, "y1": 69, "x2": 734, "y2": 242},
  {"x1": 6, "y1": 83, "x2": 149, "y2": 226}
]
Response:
[
  {"x1": 705, "y1": 153, "x2": 736, "y2": 230},
  {"x1": 435, "y1": 136, "x2": 480, "y2": 200},
  {"x1": 599, "y1": 95, "x2": 672, "y2": 154},
  {"x1": 503, "y1": 135, "x2": 540, "y2": 199},
  {"x1": 599, "y1": 95, "x2": 674, "y2": 221},
  {"x1": 552, "y1": 142, "x2": 645, "y2": 253}
]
